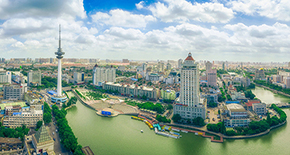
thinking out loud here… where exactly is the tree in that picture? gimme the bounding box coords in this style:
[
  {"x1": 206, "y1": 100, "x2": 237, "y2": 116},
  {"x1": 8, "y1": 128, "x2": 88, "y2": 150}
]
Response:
[
  {"x1": 172, "y1": 114, "x2": 181, "y2": 123},
  {"x1": 43, "y1": 113, "x2": 52, "y2": 124},
  {"x1": 192, "y1": 117, "x2": 205, "y2": 126},
  {"x1": 166, "y1": 104, "x2": 173, "y2": 110},
  {"x1": 226, "y1": 130, "x2": 236, "y2": 136},
  {"x1": 266, "y1": 112, "x2": 271, "y2": 125},
  {"x1": 36, "y1": 121, "x2": 43, "y2": 130}
]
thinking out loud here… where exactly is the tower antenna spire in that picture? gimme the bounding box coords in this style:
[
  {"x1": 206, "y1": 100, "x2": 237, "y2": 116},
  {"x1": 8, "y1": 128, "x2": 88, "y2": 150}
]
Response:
[{"x1": 59, "y1": 24, "x2": 61, "y2": 48}]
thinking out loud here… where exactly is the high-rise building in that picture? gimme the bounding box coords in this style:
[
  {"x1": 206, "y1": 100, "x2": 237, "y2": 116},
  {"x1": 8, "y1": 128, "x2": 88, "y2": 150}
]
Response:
[
  {"x1": 92, "y1": 65, "x2": 116, "y2": 86},
  {"x1": 3, "y1": 85, "x2": 26, "y2": 100},
  {"x1": 222, "y1": 62, "x2": 225, "y2": 70},
  {"x1": 166, "y1": 63, "x2": 172, "y2": 70},
  {"x1": 27, "y1": 70, "x2": 41, "y2": 86},
  {"x1": 207, "y1": 69, "x2": 217, "y2": 87},
  {"x1": 122, "y1": 59, "x2": 130, "y2": 63},
  {"x1": 0, "y1": 68, "x2": 11, "y2": 84},
  {"x1": 178, "y1": 59, "x2": 183, "y2": 69},
  {"x1": 74, "y1": 72, "x2": 85, "y2": 84},
  {"x1": 174, "y1": 53, "x2": 206, "y2": 120},
  {"x1": 205, "y1": 61, "x2": 212, "y2": 72},
  {"x1": 284, "y1": 77, "x2": 290, "y2": 88},
  {"x1": 157, "y1": 62, "x2": 165, "y2": 72},
  {"x1": 255, "y1": 68, "x2": 265, "y2": 80}
]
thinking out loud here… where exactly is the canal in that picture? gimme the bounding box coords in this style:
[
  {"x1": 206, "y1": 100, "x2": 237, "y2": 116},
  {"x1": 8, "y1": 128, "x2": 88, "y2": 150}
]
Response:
[{"x1": 66, "y1": 87, "x2": 290, "y2": 155}]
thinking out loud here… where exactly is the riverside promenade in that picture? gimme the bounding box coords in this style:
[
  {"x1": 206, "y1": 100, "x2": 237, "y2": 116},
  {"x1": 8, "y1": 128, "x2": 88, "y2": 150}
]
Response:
[
  {"x1": 255, "y1": 83, "x2": 290, "y2": 98},
  {"x1": 72, "y1": 89, "x2": 139, "y2": 115},
  {"x1": 161, "y1": 120, "x2": 287, "y2": 142}
]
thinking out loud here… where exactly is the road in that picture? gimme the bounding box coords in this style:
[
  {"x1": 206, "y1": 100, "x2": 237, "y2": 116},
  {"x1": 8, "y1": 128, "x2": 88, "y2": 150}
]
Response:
[{"x1": 48, "y1": 118, "x2": 70, "y2": 155}]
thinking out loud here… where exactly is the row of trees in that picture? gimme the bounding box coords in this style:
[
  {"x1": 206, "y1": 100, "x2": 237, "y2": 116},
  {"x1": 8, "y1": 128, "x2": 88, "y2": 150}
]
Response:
[
  {"x1": 244, "y1": 90, "x2": 256, "y2": 99},
  {"x1": 207, "y1": 122, "x2": 226, "y2": 134},
  {"x1": 32, "y1": 76, "x2": 72, "y2": 90},
  {"x1": 0, "y1": 123, "x2": 29, "y2": 140},
  {"x1": 52, "y1": 105, "x2": 84, "y2": 155},
  {"x1": 207, "y1": 104, "x2": 287, "y2": 136},
  {"x1": 137, "y1": 102, "x2": 164, "y2": 114},
  {"x1": 156, "y1": 114, "x2": 171, "y2": 123},
  {"x1": 172, "y1": 114, "x2": 205, "y2": 126},
  {"x1": 75, "y1": 89, "x2": 86, "y2": 100},
  {"x1": 218, "y1": 88, "x2": 226, "y2": 102},
  {"x1": 271, "y1": 104, "x2": 287, "y2": 123},
  {"x1": 43, "y1": 102, "x2": 52, "y2": 124},
  {"x1": 255, "y1": 80, "x2": 290, "y2": 95},
  {"x1": 86, "y1": 91, "x2": 105, "y2": 100},
  {"x1": 116, "y1": 70, "x2": 136, "y2": 77},
  {"x1": 63, "y1": 97, "x2": 77, "y2": 109}
]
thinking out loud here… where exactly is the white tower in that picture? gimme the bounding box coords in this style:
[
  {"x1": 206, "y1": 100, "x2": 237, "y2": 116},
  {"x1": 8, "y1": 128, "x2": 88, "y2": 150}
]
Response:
[
  {"x1": 55, "y1": 25, "x2": 65, "y2": 97},
  {"x1": 174, "y1": 53, "x2": 206, "y2": 120}
]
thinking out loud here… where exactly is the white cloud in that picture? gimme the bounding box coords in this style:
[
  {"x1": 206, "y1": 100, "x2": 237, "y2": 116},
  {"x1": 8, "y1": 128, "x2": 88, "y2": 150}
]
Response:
[
  {"x1": 136, "y1": 1, "x2": 145, "y2": 10},
  {"x1": 148, "y1": 0, "x2": 235, "y2": 23},
  {"x1": 228, "y1": 0, "x2": 290, "y2": 21},
  {"x1": 103, "y1": 27, "x2": 144, "y2": 40},
  {"x1": 91, "y1": 9, "x2": 156, "y2": 28},
  {"x1": 0, "y1": 0, "x2": 86, "y2": 19}
]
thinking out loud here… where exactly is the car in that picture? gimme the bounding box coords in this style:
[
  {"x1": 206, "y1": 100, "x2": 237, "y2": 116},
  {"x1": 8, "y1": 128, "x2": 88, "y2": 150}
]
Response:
[
  {"x1": 207, "y1": 111, "x2": 210, "y2": 113},
  {"x1": 52, "y1": 132, "x2": 54, "y2": 135},
  {"x1": 56, "y1": 129, "x2": 58, "y2": 132},
  {"x1": 53, "y1": 138, "x2": 55, "y2": 141}
]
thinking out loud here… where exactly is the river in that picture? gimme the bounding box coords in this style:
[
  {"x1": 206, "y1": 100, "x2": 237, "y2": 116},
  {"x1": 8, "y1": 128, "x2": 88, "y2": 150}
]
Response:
[{"x1": 66, "y1": 87, "x2": 290, "y2": 155}]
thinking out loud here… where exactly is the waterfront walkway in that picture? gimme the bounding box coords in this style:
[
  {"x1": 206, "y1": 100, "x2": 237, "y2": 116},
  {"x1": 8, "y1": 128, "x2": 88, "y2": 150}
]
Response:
[
  {"x1": 170, "y1": 127, "x2": 223, "y2": 143},
  {"x1": 72, "y1": 89, "x2": 139, "y2": 115}
]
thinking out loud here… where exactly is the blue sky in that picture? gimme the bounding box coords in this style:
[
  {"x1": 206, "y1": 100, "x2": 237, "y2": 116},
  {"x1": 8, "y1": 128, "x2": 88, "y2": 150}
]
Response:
[{"x1": 0, "y1": 0, "x2": 290, "y2": 62}]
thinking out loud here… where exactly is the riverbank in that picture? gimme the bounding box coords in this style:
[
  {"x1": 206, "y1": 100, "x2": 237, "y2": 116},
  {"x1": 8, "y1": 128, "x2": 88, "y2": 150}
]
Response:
[
  {"x1": 162, "y1": 120, "x2": 287, "y2": 140},
  {"x1": 65, "y1": 87, "x2": 290, "y2": 155},
  {"x1": 72, "y1": 89, "x2": 139, "y2": 115},
  {"x1": 72, "y1": 88, "x2": 289, "y2": 142},
  {"x1": 254, "y1": 83, "x2": 290, "y2": 98}
]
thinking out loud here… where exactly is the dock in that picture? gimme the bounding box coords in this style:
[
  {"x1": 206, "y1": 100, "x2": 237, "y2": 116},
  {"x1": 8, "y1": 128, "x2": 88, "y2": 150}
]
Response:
[
  {"x1": 170, "y1": 127, "x2": 223, "y2": 143},
  {"x1": 82, "y1": 146, "x2": 94, "y2": 155}
]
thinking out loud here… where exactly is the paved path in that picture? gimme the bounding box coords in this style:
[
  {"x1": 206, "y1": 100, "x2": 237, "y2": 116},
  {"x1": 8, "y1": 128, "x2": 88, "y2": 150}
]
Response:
[{"x1": 49, "y1": 118, "x2": 70, "y2": 155}]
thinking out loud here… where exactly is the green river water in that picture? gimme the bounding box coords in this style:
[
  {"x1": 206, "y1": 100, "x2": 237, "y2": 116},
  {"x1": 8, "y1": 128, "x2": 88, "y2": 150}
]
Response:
[{"x1": 66, "y1": 87, "x2": 290, "y2": 155}]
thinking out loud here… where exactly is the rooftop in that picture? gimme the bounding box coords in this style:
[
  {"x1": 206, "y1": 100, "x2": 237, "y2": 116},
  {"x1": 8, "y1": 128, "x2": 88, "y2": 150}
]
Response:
[
  {"x1": 226, "y1": 103, "x2": 246, "y2": 112},
  {"x1": 185, "y1": 53, "x2": 194, "y2": 61},
  {"x1": 34, "y1": 125, "x2": 52, "y2": 143},
  {"x1": 245, "y1": 100, "x2": 261, "y2": 107}
]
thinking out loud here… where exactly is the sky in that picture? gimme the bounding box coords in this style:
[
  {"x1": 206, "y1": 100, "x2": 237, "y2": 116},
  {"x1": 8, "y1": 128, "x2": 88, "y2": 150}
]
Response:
[{"x1": 1, "y1": 0, "x2": 290, "y2": 62}]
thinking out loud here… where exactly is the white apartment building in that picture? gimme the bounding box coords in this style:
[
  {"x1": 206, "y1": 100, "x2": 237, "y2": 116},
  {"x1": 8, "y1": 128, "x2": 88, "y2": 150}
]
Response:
[
  {"x1": 92, "y1": 65, "x2": 116, "y2": 86},
  {"x1": 173, "y1": 53, "x2": 206, "y2": 120},
  {"x1": 74, "y1": 72, "x2": 84, "y2": 84},
  {"x1": 0, "y1": 68, "x2": 11, "y2": 84},
  {"x1": 224, "y1": 104, "x2": 250, "y2": 127},
  {"x1": 3, "y1": 85, "x2": 25, "y2": 100},
  {"x1": 3, "y1": 107, "x2": 43, "y2": 128},
  {"x1": 27, "y1": 70, "x2": 41, "y2": 86},
  {"x1": 252, "y1": 103, "x2": 266, "y2": 115}
]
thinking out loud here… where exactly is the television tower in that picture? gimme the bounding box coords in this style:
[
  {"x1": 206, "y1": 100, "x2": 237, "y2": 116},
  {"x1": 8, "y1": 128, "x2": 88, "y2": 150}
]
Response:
[{"x1": 55, "y1": 25, "x2": 65, "y2": 97}]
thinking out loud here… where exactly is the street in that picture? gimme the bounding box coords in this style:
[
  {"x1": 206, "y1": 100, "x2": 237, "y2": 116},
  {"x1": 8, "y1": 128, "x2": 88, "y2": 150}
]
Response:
[{"x1": 48, "y1": 117, "x2": 70, "y2": 155}]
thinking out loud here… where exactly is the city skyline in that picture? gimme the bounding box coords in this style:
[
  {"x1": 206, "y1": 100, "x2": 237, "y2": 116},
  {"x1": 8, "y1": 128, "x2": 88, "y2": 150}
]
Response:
[{"x1": 0, "y1": 0, "x2": 290, "y2": 62}]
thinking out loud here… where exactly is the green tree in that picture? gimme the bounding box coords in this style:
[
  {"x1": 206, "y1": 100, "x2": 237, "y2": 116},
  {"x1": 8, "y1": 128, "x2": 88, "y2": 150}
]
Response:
[
  {"x1": 226, "y1": 130, "x2": 236, "y2": 136},
  {"x1": 36, "y1": 121, "x2": 43, "y2": 130},
  {"x1": 43, "y1": 113, "x2": 52, "y2": 124},
  {"x1": 172, "y1": 114, "x2": 181, "y2": 123},
  {"x1": 266, "y1": 112, "x2": 272, "y2": 125},
  {"x1": 166, "y1": 104, "x2": 173, "y2": 110}
]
